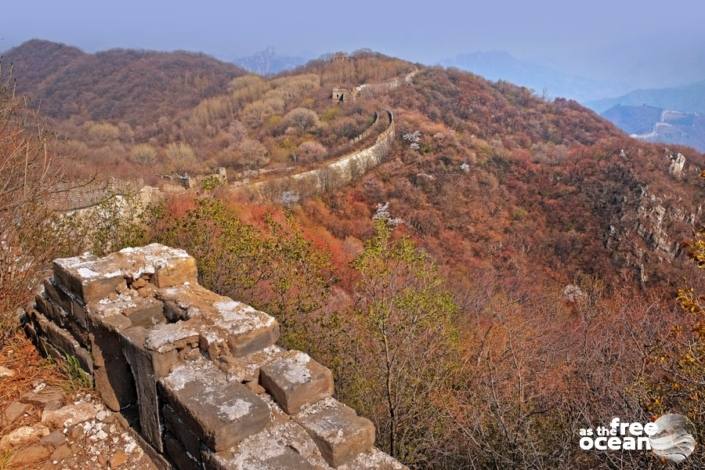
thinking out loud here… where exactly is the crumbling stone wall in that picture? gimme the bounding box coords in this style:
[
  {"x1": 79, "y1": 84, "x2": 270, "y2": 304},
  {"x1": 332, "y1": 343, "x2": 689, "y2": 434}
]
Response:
[
  {"x1": 241, "y1": 110, "x2": 395, "y2": 203},
  {"x1": 26, "y1": 244, "x2": 405, "y2": 469}
]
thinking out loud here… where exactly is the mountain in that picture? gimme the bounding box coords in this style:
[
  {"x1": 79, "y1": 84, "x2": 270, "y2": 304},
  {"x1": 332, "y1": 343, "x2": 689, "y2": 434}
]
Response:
[
  {"x1": 588, "y1": 79, "x2": 705, "y2": 114},
  {"x1": 601, "y1": 104, "x2": 664, "y2": 135},
  {"x1": 440, "y1": 50, "x2": 628, "y2": 102},
  {"x1": 233, "y1": 47, "x2": 310, "y2": 76},
  {"x1": 603, "y1": 104, "x2": 705, "y2": 151},
  {"x1": 1, "y1": 39, "x2": 245, "y2": 124}
]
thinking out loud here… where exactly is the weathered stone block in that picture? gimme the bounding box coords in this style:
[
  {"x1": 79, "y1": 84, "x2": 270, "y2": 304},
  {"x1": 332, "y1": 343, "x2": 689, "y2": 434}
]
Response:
[
  {"x1": 159, "y1": 359, "x2": 270, "y2": 452},
  {"x1": 53, "y1": 254, "x2": 127, "y2": 304},
  {"x1": 86, "y1": 301, "x2": 138, "y2": 411},
  {"x1": 260, "y1": 350, "x2": 334, "y2": 414},
  {"x1": 89, "y1": 292, "x2": 165, "y2": 330},
  {"x1": 164, "y1": 433, "x2": 202, "y2": 470},
  {"x1": 145, "y1": 321, "x2": 200, "y2": 354},
  {"x1": 20, "y1": 385, "x2": 65, "y2": 409},
  {"x1": 208, "y1": 300, "x2": 279, "y2": 357},
  {"x1": 30, "y1": 310, "x2": 93, "y2": 373},
  {"x1": 338, "y1": 448, "x2": 408, "y2": 470},
  {"x1": 43, "y1": 278, "x2": 91, "y2": 331},
  {"x1": 118, "y1": 244, "x2": 198, "y2": 288},
  {"x1": 157, "y1": 283, "x2": 224, "y2": 321},
  {"x1": 93, "y1": 364, "x2": 136, "y2": 412},
  {"x1": 295, "y1": 398, "x2": 375, "y2": 467},
  {"x1": 203, "y1": 420, "x2": 323, "y2": 470},
  {"x1": 158, "y1": 285, "x2": 279, "y2": 357},
  {"x1": 162, "y1": 404, "x2": 202, "y2": 460},
  {"x1": 119, "y1": 326, "x2": 165, "y2": 452},
  {"x1": 219, "y1": 345, "x2": 285, "y2": 383}
]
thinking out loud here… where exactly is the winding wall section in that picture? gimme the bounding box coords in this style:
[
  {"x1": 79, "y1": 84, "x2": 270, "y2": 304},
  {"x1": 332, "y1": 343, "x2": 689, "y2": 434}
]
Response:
[{"x1": 235, "y1": 110, "x2": 395, "y2": 203}]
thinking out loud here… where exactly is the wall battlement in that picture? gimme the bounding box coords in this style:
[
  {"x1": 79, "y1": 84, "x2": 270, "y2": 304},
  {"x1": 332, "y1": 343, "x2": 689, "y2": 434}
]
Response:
[{"x1": 27, "y1": 244, "x2": 405, "y2": 469}]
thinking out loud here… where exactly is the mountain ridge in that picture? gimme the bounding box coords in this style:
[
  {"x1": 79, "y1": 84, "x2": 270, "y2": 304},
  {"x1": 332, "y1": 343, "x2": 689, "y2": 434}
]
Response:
[{"x1": 1, "y1": 39, "x2": 246, "y2": 125}]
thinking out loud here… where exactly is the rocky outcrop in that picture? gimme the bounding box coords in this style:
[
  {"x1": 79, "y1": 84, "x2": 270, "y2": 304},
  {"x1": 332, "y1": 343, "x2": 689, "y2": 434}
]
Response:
[{"x1": 26, "y1": 244, "x2": 405, "y2": 469}]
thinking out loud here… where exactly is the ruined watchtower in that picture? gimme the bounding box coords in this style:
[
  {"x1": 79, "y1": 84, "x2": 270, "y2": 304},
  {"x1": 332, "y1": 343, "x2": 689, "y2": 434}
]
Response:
[{"x1": 331, "y1": 88, "x2": 351, "y2": 103}]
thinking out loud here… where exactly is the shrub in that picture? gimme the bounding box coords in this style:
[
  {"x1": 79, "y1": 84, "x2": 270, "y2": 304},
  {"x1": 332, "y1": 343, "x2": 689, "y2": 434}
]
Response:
[
  {"x1": 283, "y1": 108, "x2": 319, "y2": 133},
  {"x1": 165, "y1": 142, "x2": 197, "y2": 171},
  {"x1": 295, "y1": 141, "x2": 327, "y2": 163},
  {"x1": 129, "y1": 143, "x2": 158, "y2": 165}
]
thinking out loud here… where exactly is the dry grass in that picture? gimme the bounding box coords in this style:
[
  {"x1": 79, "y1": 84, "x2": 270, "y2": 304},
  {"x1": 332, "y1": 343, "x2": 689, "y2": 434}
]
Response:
[{"x1": 0, "y1": 333, "x2": 80, "y2": 434}]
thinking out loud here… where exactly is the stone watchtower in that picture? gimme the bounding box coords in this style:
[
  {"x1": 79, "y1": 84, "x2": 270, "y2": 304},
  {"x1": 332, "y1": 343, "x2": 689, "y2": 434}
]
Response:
[
  {"x1": 331, "y1": 88, "x2": 351, "y2": 103},
  {"x1": 27, "y1": 244, "x2": 405, "y2": 469}
]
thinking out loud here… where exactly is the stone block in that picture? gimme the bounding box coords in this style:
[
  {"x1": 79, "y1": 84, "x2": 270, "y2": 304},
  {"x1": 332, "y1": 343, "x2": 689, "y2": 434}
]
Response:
[
  {"x1": 42, "y1": 278, "x2": 91, "y2": 333},
  {"x1": 212, "y1": 301, "x2": 279, "y2": 357},
  {"x1": 337, "y1": 448, "x2": 408, "y2": 469},
  {"x1": 30, "y1": 310, "x2": 93, "y2": 373},
  {"x1": 87, "y1": 290, "x2": 164, "y2": 330},
  {"x1": 93, "y1": 365, "x2": 136, "y2": 412},
  {"x1": 164, "y1": 433, "x2": 202, "y2": 470},
  {"x1": 162, "y1": 404, "x2": 202, "y2": 460},
  {"x1": 119, "y1": 326, "x2": 165, "y2": 452},
  {"x1": 203, "y1": 420, "x2": 324, "y2": 470},
  {"x1": 260, "y1": 350, "x2": 334, "y2": 414},
  {"x1": 158, "y1": 284, "x2": 279, "y2": 357},
  {"x1": 87, "y1": 305, "x2": 137, "y2": 411},
  {"x1": 219, "y1": 345, "x2": 285, "y2": 383},
  {"x1": 21, "y1": 385, "x2": 65, "y2": 409},
  {"x1": 295, "y1": 398, "x2": 375, "y2": 467},
  {"x1": 145, "y1": 321, "x2": 200, "y2": 354},
  {"x1": 52, "y1": 244, "x2": 197, "y2": 305},
  {"x1": 35, "y1": 290, "x2": 67, "y2": 327},
  {"x1": 117, "y1": 244, "x2": 198, "y2": 288},
  {"x1": 157, "y1": 283, "x2": 224, "y2": 321},
  {"x1": 159, "y1": 359, "x2": 269, "y2": 452},
  {"x1": 53, "y1": 254, "x2": 126, "y2": 304}
]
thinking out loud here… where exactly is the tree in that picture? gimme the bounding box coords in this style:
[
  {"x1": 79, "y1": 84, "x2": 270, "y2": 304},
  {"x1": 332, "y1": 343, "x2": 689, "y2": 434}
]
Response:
[
  {"x1": 129, "y1": 143, "x2": 157, "y2": 165},
  {"x1": 295, "y1": 141, "x2": 327, "y2": 163},
  {"x1": 239, "y1": 138, "x2": 270, "y2": 169},
  {"x1": 283, "y1": 107, "x2": 319, "y2": 133},
  {"x1": 149, "y1": 199, "x2": 333, "y2": 350},
  {"x1": 334, "y1": 220, "x2": 459, "y2": 464},
  {"x1": 165, "y1": 142, "x2": 197, "y2": 172}
]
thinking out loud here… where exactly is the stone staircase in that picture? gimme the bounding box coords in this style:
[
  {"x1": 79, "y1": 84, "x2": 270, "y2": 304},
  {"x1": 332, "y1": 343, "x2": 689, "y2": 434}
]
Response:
[{"x1": 26, "y1": 244, "x2": 405, "y2": 469}]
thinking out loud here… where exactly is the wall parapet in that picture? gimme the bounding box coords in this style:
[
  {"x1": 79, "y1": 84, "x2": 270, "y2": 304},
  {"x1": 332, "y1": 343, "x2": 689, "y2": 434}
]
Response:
[{"x1": 27, "y1": 244, "x2": 405, "y2": 469}]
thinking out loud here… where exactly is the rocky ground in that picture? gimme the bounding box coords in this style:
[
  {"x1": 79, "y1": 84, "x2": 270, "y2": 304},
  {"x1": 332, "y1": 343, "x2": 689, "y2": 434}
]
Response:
[{"x1": 0, "y1": 336, "x2": 157, "y2": 469}]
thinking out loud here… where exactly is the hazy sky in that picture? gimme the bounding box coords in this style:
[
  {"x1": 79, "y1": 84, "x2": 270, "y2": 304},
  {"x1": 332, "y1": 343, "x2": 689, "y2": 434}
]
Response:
[{"x1": 2, "y1": 0, "x2": 704, "y2": 88}]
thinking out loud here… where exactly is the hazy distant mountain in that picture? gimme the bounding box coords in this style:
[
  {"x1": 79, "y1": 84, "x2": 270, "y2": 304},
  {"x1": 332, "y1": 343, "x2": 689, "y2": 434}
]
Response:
[
  {"x1": 602, "y1": 104, "x2": 705, "y2": 151},
  {"x1": 588, "y1": 80, "x2": 705, "y2": 114},
  {"x1": 602, "y1": 104, "x2": 664, "y2": 135},
  {"x1": 440, "y1": 51, "x2": 628, "y2": 102},
  {"x1": 234, "y1": 47, "x2": 309, "y2": 76}
]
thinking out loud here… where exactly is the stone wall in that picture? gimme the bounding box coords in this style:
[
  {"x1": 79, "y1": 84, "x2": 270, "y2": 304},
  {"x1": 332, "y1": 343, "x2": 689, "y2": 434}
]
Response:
[
  {"x1": 25, "y1": 244, "x2": 404, "y2": 469},
  {"x1": 238, "y1": 110, "x2": 395, "y2": 204}
]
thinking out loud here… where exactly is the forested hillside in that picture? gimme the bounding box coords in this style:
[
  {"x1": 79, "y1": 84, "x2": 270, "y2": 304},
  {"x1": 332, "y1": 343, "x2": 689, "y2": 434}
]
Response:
[{"x1": 2, "y1": 39, "x2": 245, "y2": 124}]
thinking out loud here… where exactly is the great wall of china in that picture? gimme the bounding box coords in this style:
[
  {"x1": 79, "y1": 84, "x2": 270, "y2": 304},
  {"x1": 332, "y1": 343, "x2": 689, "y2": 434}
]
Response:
[
  {"x1": 55, "y1": 68, "x2": 417, "y2": 215},
  {"x1": 26, "y1": 244, "x2": 406, "y2": 469},
  {"x1": 233, "y1": 110, "x2": 394, "y2": 204}
]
